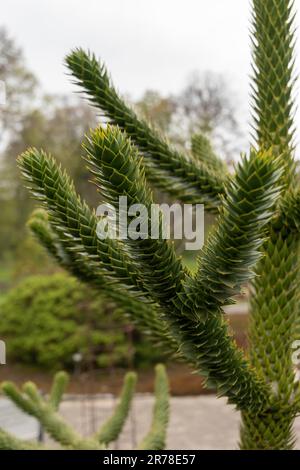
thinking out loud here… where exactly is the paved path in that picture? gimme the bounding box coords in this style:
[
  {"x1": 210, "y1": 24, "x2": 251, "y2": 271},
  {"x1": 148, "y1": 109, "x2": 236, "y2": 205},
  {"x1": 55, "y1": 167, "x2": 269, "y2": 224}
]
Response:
[
  {"x1": 1, "y1": 395, "x2": 300, "y2": 449},
  {"x1": 0, "y1": 398, "x2": 39, "y2": 441}
]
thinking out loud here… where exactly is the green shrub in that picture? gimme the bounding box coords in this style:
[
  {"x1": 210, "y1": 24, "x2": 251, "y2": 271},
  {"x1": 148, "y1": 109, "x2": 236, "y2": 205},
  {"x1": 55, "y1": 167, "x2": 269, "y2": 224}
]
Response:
[{"x1": 0, "y1": 273, "x2": 161, "y2": 370}]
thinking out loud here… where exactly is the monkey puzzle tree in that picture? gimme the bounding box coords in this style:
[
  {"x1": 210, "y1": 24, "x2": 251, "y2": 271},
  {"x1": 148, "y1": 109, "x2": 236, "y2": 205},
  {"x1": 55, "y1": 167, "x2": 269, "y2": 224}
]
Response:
[
  {"x1": 0, "y1": 366, "x2": 169, "y2": 450},
  {"x1": 16, "y1": 0, "x2": 300, "y2": 449}
]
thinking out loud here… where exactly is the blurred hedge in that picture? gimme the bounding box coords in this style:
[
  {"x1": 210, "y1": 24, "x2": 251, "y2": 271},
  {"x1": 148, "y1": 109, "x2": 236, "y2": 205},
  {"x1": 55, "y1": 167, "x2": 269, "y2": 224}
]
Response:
[{"x1": 0, "y1": 273, "x2": 162, "y2": 370}]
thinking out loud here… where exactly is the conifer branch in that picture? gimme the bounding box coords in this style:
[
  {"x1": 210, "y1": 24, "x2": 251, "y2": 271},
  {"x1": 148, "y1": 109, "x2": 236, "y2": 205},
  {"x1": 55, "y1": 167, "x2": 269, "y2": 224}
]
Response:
[
  {"x1": 0, "y1": 429, "x2": 44, "y2": 450},
  {"x1": 191, "y1": 133, "x2": 227, "y2": 174},
  {"x1": 84, "y1": 125, "x2": 185, "y2": 307},
  {"x1": 18, "y1": 148, "x2": 144, "y2": 296},
  {"x1": 65, "y1": 49, "x2": 226, "y2": 212},
  {"x1": 1, "y1": 368, "x2": 168, "y2": 450},
  {"x1": 13, "y1": 0, "x2": 300, "y2": 450},
  {"x1": 83, "y1": 125, "x2": 277, "y2": 412},
  {"x1": 278, "y1": 188, "x2": 300, "y2": 232},
  {"x1": 138, "y1": 364, "x2": 169, "y2": 450},
  {"x1": 240, "y1": 0, "x2": 300, "y2": 448},
  {"x1": 251, "y1": 0, "x2": 297, "y2": 181},
  {"x1": 1, "y1": 381, "x2": 101, "y2": 449},
  {"x1": 187, "y1": 149, "x2": 283, "y2": 318},
  {"x1": 49, "y1": 371, "x2": 69, "y2": 410}
]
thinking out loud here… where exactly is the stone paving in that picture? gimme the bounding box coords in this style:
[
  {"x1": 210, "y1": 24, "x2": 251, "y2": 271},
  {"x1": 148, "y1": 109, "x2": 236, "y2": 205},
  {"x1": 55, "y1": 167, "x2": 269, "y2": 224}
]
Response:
[{"x1": 1, "y1": 395, "x2": 300, "y2": 449}]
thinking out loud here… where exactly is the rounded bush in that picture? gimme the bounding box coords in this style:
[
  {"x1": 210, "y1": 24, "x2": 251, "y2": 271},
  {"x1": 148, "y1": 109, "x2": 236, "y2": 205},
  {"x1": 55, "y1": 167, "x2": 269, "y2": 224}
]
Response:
[{"x1": 0, "y1": 273, "x2": 135, "y2": 370}]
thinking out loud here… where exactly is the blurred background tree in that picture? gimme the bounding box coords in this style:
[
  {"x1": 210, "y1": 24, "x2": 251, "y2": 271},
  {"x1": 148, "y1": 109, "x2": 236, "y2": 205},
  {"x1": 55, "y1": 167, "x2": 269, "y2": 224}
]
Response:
[{"x1": 135, "y1": 71, "x2": 243, "y2": 161}]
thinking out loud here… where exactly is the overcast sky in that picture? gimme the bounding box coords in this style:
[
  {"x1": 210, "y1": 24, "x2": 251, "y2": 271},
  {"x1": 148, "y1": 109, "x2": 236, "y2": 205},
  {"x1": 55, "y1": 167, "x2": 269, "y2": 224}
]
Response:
[{"x1": 2, "y1": 0, "x2": 300, "y2": 150}]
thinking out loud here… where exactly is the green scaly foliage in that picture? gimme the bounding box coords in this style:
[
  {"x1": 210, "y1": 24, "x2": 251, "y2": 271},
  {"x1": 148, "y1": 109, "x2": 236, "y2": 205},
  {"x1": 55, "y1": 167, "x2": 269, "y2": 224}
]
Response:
[
  {"x1": 13, "y1": 0, "x2": 300, "y2": 449},
  {"x1": 0, "y1": 272, "x2": 164, "y2": 370},
  {"x1": 65, "y1": 49, "x2": 225, "y2": 212},
  {"x1": 191, "y1": 133, "x2": 227, "y2": 175},
  {"x1": 19, "y1": 135, "x2": 281, "y2": 413},
  {"x1": 96, "y1": 372, "x2": 137, "y2": 446}
]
